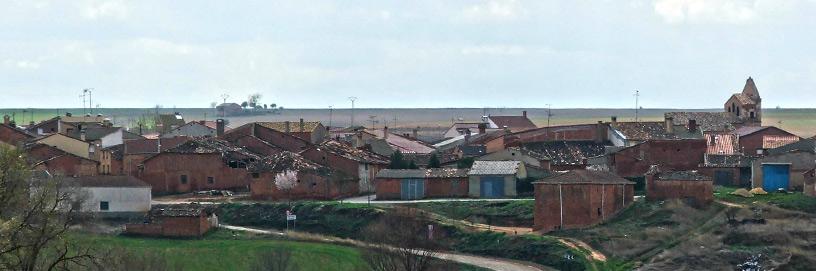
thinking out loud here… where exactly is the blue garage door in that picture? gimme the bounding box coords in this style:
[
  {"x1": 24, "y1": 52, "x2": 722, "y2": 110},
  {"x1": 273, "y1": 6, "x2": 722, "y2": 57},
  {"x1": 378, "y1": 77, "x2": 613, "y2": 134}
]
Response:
[
  {"x1": 401, "y1": 179, "x2": 424, "y2": 200},
  {"x1": 762, "y1": 164, "x2": 790, "y2": 191},
  {"x1": 480, "y1": 177, "x2": 505, "y2": 198}
]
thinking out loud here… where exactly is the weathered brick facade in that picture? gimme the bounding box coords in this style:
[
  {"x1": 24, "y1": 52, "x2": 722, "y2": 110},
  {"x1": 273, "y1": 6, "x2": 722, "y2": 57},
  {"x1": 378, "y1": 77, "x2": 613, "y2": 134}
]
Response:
[
  {"x1": 737, "y1": 126, "x2": 797, "y2": 156},
  {"x1": 645, "y1": 167, "x2": 713, "y2": 206},
  {"x1": 375, "y1": 177, "x2": 469, "y2": 200},
  {"x1": 249, "y1": 171, "x2": 357, "y2": 200},
  {"x1": 224, "y1": 123, "x2": 312, "y2": 153},
  {"x1": 611, "y1": 139, "x2": 706, "y2": 178},
  {"x1": 139, "y1": 153, "x2": 252, "y2": 193},
  {"x1": 126, "y1": 208, "x2": 212, "y2": 238},
  {"x1": 534, "y1": 182, "x2": 634, "y2": 232}
]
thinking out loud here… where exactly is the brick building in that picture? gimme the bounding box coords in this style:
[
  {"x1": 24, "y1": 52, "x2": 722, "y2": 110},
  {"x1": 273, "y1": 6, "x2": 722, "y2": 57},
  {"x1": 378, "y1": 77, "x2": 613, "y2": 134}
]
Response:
[
  {"x1": 301, "y1": 140, "x2": 389, "y2": 193},
  {"x1": 698, "y1": 132, "x2": 751, "y2": 187},
  {"x1": 485, "y1": 123, "x2": 607, "y2": 153},
  {"x1": 724, "y1": 77, "x2": 762, "y2": 126},
  {"x1": 122, "y1": 137, "x2": 190, "y2": 176},
  {"x1": 223, "y1": 122, "x2": 312, "y2": 153},
  {"x1": 126, "y1": 205, "x2": 216, "y2": 238},
  {"x1": 375, "y1": 168, "x2": 469, "y2": 200},
  {"x1": 485, "y1": 111, "x2": 537, "y2": 132},
  {"x1": 751, "y1": 139, "x2": 816, "y2": 192},
  {"x1": 533, "y1": 170, "x2": 634, "y2": 232},
  {"x1": 607, "y1": 139, "x2": 707, "y2": 178},
  {"x1": 26, "y1": 144, "x2": 98, "y2": 176},
  {"x1": 468, "y1": 161, "x2": 526, "y2": 198},
  {"x1": 524, "y1": 141, "x2": 607, "y2": 171},
  {"x1": 645, "y1": 166, "x2": 713, "y2": 206},
  {"x1": 249, "y1": 151, "x2": 357, "y2": 200},
  {"x1": 138, "y1": 138, "x2": 257, "y2": 193},
  {"x1": 1, "y1": 117, "x2": 34, "y2": 149},
  {"x1": 734, "y1": 126, "x2": 798, "y2": 156},
  {"x1": 254, "y1": 120, "x2": 328, "y2": 144}
]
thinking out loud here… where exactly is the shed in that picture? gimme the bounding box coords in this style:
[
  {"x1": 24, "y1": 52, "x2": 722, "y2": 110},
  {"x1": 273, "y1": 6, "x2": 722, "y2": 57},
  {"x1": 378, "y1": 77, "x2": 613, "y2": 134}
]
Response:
[
  {"x1": 375, "y1": 168, "x2": 469, "y2": 200},
  {"x1": 751, "y1": 139, "x2": 816, "y2": 191},
  {"x1": 533, "y1": 170, "x2": 634, "y2": 232},
  {"x1": 645, "y1": 166, "x2": 713, "y2": 206},
  {"x1": 70, "y1": 175, "x2": 152, "y2": 217},
  {"x1": 467, "y1": 161, "x2": 526, "y2": 198},
  {"x1": 125, "y1": 205, "x2": 217, "y2": 238}
]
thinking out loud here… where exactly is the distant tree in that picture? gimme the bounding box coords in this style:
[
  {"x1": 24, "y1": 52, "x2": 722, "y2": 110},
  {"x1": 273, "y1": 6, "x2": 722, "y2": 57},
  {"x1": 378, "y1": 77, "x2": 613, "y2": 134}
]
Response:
[
  {"x1": 407, "y1": 160, "x2": 418, "y2": 169},
  {"x1": 210, "y1": 102, "x2": 217, "y2": 108},
  {"x1": 456, "y1": 157, "x2": 475, "y2": 169},
  {"x1": 241, "y1": 101, "x2": 249, "y2": 108},
  {"x1": 249, "y1": 93, "x2": 263, "y2": 108},
  {"x1": 263, "y1": 104, "x2": 268, "y2": 109},
  {"x1": 275, "y1": 170, "x2": 298, "y2": 207},
  {"x1": 427, "y1": 154, "x2": 441, "y2": 168},
  {"x1": 389, "y1": 151, "x2": 406, "y2": 169}
]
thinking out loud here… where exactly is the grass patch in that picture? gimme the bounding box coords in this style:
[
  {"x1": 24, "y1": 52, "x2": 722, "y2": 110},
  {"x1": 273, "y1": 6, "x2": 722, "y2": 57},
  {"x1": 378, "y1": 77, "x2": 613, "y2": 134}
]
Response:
[
  {"x1": 453, "y1": 231, "x2": 588, "y2": 271},
  {"x1": 714, "y1": 186, "x2": 816, "y2": 213},
  {"x1": 69, "y1": 229, "x2": 366, "y2": 271},
  {"x1": 408, "y1": 200, "x2": 535, "y2": 227}
]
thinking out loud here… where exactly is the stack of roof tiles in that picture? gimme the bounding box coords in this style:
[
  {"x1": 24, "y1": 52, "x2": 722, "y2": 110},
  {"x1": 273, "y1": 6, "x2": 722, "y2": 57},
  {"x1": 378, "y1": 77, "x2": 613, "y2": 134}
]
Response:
[{"x1": 523, "y1": 141, "x2": 606, "y2": 166}]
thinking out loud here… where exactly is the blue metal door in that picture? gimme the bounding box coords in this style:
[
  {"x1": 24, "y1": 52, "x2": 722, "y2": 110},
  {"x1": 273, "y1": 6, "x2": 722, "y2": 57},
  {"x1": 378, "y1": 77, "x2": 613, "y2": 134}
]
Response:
[
  {"x1": 762, "y1": 164, "x2": 790, "y2": 191},
  {"x1": 480, "y1": 177, "x2": 505, "y2": 198},
  {"x1": 400, "y1": 179, "x2": 425, "y2": 200}
]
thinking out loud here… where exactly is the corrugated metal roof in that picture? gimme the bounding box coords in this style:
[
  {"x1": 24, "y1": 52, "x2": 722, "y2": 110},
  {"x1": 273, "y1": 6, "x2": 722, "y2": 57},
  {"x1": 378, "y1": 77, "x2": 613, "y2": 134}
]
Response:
[
  {"x1": 376, "y1": 168, "x2": 469, "y2": 179},
  {"x1": 468, "y1": 161, "x2": 521, "y2": 175}
]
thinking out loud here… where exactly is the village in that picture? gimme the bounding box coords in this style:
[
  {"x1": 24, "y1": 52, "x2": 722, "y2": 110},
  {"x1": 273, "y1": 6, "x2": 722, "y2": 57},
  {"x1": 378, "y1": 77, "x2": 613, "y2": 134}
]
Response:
[{"x1": 1, "y1": 77, "x2": 815, "y2": 270}]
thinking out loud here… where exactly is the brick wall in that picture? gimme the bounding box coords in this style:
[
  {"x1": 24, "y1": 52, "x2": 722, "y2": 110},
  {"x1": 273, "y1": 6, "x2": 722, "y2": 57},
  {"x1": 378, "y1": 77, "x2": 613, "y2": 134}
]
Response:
[
  {"x1": 534, "y1": 183, "x2": 633, "y2": 232},
  {"x1": 139, "y1": 153, "x2": 252, "y2": 193},
  {"x1": 35, "y1": 155, "x2": 98, "y2": 176},
  {"x1": 375, "y1": 177, "x2": 469, "y2": 200},
  {"x1": 250, "y1": 171, "x2": 358, "y2": 200},
  {"x1": 646, "y1": 175, "x2": 713, "y2": 206},
  {"x1": 612, "y1": 139, "x2": 706, "y2": 178},
  {"x1": 126, "y1": 214, "x2": 211, "y2": 238},
  {"x1": 739, "y1": 127, "x2": 796, "y2": 156},
  {"x1": 513, "y1": 124, "x2": 604, "y2": 143},
  {"x1": 233, "y1": 135, "x2": 282, "y2": 156}
]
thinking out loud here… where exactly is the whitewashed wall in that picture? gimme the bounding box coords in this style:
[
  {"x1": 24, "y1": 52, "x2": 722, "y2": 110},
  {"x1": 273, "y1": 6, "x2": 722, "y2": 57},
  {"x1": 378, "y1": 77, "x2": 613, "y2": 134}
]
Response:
[{"x1": 80, "y1": 187, "x2": 151, "y2": 213}]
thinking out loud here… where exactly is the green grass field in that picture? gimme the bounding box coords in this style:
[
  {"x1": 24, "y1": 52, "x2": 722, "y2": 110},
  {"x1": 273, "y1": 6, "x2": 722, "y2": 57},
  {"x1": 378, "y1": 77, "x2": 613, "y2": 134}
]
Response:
[
  {"x1": 714, "y1": 186, "x2": 816, "y2": 214},
  {"x1": 71, "y1": 229, "x2": 367, "y2": 271}
]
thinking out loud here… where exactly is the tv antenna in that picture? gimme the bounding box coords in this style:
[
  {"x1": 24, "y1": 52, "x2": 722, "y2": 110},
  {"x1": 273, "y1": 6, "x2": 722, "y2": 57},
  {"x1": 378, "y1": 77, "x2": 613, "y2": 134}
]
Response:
[
  {"x1": 348, "y1": 97, "x2": 358, "y2": 127},
  {"x1": 634, "y1": 90, "x2": 640, "y2": 122}
]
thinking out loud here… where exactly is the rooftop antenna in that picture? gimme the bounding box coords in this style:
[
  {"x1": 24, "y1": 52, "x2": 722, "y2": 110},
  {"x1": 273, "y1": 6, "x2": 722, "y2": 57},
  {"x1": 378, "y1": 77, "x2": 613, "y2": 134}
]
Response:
[
  {"x1": 79, "y1": 90, "x2": 87, "y2": 114},
  {"x1": 546, "y1": 104, "x2": 552, "y2": 127},
  {"x1": 82, "y1": 88, "x2": 94, "y2": 114},
  {"x1": 348, "y1": 97, "x2": 358, "y2": 127},
  {"x1": 634, "y1": 90, "x2": 640, "y2": 122}
]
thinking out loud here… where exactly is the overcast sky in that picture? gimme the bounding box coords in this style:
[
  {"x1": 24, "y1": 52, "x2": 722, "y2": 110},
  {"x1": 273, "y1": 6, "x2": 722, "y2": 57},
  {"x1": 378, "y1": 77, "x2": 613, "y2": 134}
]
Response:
[{"x1": 1, "y1": 0, "x2": 814, "y2": 109}]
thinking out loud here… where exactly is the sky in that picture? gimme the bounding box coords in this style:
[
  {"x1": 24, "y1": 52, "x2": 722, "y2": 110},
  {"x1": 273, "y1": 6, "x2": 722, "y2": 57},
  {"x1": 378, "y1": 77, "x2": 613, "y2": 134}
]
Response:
[{"x1": 1, "y1": 0, "x2": 815, "y2": 109}]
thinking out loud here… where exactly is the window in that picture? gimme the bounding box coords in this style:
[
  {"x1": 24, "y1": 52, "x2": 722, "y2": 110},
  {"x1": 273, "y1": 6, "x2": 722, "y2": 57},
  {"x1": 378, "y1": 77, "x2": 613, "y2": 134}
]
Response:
[
  {"x1": 750, "y1": 111, "x2": 755, "y2": 119},
  {"x1": 180, "y1": 175, "x2": 188, "y2": 184},
  {"x1": 207, "y1": 177, "x2": 214, "y2": 184},
  {"x1": 100, "y1": 201, "x2": 109, "y2": 211},
  {"x1": 364, "y1": 163, "x2": 369, "y2": 170}
]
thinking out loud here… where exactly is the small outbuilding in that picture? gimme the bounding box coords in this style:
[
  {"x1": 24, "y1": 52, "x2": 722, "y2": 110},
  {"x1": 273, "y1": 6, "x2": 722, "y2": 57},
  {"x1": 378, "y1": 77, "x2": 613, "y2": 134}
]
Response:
[
  {"x1": 375, "y1": 168, "x2": 469, "y2": 200},
  {"x1": 468, "y1": 161, "x2": 526, "y2": 198},
  {"x1": 645, "y1": 166, "x2": 713, "y2": 206},
  {"x1": 126, "y1": 205, "x2": 217, "y2": 238},
  {"x1": 72, "y1": 175, "x2": 152, "y2": 217},
  {"x1": 533, "y1": 170, "x2": 634, "y2": 232}
]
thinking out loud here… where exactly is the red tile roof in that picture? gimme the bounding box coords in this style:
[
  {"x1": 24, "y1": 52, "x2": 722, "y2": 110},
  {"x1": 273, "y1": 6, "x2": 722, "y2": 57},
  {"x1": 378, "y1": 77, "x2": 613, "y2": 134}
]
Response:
[
  {"x1": 762, "y1": 135, "x2": 799, "y2": 149},
  {"x1": 704, "y1": 133, "x2": 739, "y2": 155}
]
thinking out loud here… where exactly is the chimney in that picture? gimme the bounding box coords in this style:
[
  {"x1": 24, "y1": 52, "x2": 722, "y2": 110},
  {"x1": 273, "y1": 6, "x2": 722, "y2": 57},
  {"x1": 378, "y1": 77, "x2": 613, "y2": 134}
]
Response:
[
  {"x1": 413, "y1": 127, "x2": 419, "y2": 138},
  {"x1": 355, "y1": 132, "x2": 364, "y2": 148},
  {"x1": 299, "y1": 118, "x2": 305, "y2": 132},
  {"x1": 383, "y1": 126, "x2": 389, "y2": 139},
  {"x1": 522, "y1": 110, "x2": 527, "y2": 118},
  {"x1": 80, "y1": 130, "x2": 86, "y2": 141},
  {"x1": 665, "y1": 116, "x2": 674, "y2": 134},
  {"x1": 2, "y1": 115, "x2": 9, "y2": 125},
  {"x1": 688, "y1": 119, "x2": 698, "y2": 132},
  {"x1": 216, "y1": 119, "x2": 225, "y2": 137},
  {"x1": 284, "y1": 121, "x2": 291, "y2": 133},
  {"x1": 611, "y1": 116, "x2": 617, "y2": 125},
  {"x1": 465, "y1": 129, "x2": 472, "y2": 144},
  {"x1": 478, "y1": 123, "x2": 486, "y2": 134},
  {"x1": 595, "y1": 121, "x2": 606, "y2": 143}
]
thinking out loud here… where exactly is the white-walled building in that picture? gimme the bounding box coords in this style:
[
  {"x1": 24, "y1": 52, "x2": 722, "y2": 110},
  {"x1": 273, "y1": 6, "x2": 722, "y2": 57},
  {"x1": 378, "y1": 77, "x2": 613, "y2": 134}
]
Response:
[{"x1": 73, "y1": 175, "x2": 152, "y2": 216}]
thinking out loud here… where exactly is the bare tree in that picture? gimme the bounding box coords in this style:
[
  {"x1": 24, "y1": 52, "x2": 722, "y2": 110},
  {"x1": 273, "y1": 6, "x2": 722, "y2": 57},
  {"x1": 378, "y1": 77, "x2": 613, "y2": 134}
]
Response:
[
  {"x1": 362, "y1": 210, "x2": 440, "y2": 271},
  {"x1": 251, "y1": 248, "x2": 296, "y2": 271},
  {"x1": 248, "y1": 93, "x2": 263, "y2": 108},
  {"x1": 0, "y1": 147, "x2": 96, "y2": 271},
  {"x1": 275, "y1": 170, "x2": 298, "y2": 207}
]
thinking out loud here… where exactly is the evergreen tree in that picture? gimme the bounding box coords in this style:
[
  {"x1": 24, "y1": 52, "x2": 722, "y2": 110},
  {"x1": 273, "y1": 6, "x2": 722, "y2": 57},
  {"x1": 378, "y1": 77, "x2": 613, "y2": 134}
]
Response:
[
  {"x1": 389, "y1": 150, "x2": 405, "y2": 169},
  {"x1": 408, "y1": 160, "x2": 419, "y2": 169},
  {"x1": 427, "y1": 153, "x2": 441, "y2": 168}
]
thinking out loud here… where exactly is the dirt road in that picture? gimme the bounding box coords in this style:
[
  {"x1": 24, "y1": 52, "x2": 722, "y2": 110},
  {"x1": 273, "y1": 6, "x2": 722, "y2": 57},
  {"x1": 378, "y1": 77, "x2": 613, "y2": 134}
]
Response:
[{"x1": 219, "y1": 224, "x2": 548, "y2": 271}]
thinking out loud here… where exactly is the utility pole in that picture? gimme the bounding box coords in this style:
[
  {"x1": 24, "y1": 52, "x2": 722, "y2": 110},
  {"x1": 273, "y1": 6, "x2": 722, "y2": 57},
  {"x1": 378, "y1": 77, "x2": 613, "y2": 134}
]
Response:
[
  {"x1": 328, "y1": 106, "x2": 333, "y2": 129},
  {"x1": 348, "y1": 97, "x2": 357, "y2": 127},
  {"x1": 220, "y1": 93, "x2": 230, "y2": 117},
  {"x1": 545, "y1": 104, "x2": 552, "y2": 127},
  {"x1": 79, "y1": 91, "x2": 87, "y2": 114},
  {"x1": 634, "y1": 90, "x2": 640, "y2": 122}
]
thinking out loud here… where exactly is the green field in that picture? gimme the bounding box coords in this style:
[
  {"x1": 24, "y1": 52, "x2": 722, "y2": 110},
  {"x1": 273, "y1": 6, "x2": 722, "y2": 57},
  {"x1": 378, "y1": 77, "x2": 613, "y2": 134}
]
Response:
[
  {"x1": 714, "y1": 186, "x2": 816, "y2": 214},
  {"x1": 72, "y1": 229, "x2": 367, "y2": 271}
]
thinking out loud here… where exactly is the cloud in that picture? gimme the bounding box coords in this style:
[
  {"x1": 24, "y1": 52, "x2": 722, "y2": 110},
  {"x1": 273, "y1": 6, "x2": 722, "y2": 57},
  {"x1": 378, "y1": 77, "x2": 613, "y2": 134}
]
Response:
[
  {"x1": 3, "y1": 59, "x2": 40, "y2": 70},
  {"x1": 654, "y1": 0, "x2": 757, "y2": 24},
  {"x1": 80, "y1": 0, "x2": 130, "y2": 20},
  {"x1": 458, "y1": 0, "x2": 525, "y2": 23},
  {"x1": 461, "y1": 45, "x2": 527, "y2": 56}
]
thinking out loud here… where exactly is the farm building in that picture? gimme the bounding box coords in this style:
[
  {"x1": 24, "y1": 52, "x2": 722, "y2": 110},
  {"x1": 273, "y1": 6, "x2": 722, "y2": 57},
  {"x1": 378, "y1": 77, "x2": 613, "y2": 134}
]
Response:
[
  {"x1": 804, "y1": 168, "x2": 815, "y2": 197},
  {"x1": 1, "y1": 117, "x2": 34, "y2": 149},
  {"x1": 374, "y1": 168, "x2": 469, "y2": 200},
  {"x1": 70, "y1": 175, "x2": 152, "y2": 217},
  {"x1": 223, "y1": 122, "x2": 313, "y2": 153},
  {"x1": 254, "y1": 120, "x2": 328, "y2": 144},
  {"x1": 161, "y1": 120, "x2": 221, "y2": 138},
  {"x1": 25, "y1": 114, "x2": 109, "y2": 136},
  {"x1": 468, "y1": 161, "x2": 526, "y2": 198},
  {"x1": 126, "y1": 205, "x2": 217, "y2": 238},
  {"x1": 301, "y1": 140, "x2": 389, "y2": 193},
  {"x1": 605, "y1": 139, "x2": 707, "y2": 178},
  {"x1": 533, "y1": 170, "x2": 634, "y2": 232},
  {"x1": 485, "y1": 111, "x2": 537, "y2": 132},
  {"x1": 733, "y1": 126, "x2": 798, "y2": 155},
  {"x1": 360, "y1": 127, "x2": 436, "y2": 155},
  {"x1": 216, "y1": 103, "x2": 243, "y2": 117},
  {"x1": 698, "y1": 132, "x2": 751, "y2": 187},
  {"x1": 26, "y1": 144, "x2": 98, "y2": 177},
  {"x1": 476, "y1": 147, "x2": 551, "y2": 177},
  {"x1": 645, "y1": 166, "x2": 713, "y2": 206},
  {"x1": 65, "y1": 127, "x2": 124, "y2": 149},
  {"x1": 138, "y1": 138, "x2": 257, "y2": 193},
  {"x1": 249, "y1": 151, "x2": 357, "y2": 200},
  {"x1": 524, "y1": 141, "x2": 607, "y2": 171},
  {"x1": 122, "y1": 137, "x2": 190, "y2": 176},
  {"x1": 484, "y1": 123, "x2": 606, "y2": 154},
  {"x1": 751, "y1": 139, "x2": 816, "y2": 192}
]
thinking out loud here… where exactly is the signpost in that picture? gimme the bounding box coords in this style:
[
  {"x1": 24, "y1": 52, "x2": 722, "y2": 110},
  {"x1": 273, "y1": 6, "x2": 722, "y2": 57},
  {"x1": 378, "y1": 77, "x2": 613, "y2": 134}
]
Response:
[{"x1": 286, "y1": 210, "x2": 297, "y2": 231}]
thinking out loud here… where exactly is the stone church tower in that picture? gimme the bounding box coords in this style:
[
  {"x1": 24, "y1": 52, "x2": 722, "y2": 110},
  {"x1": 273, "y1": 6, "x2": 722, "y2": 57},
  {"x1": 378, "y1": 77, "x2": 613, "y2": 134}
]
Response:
[{"x1": 724, "y1": 77, "x2": 762, "y2": 125}]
